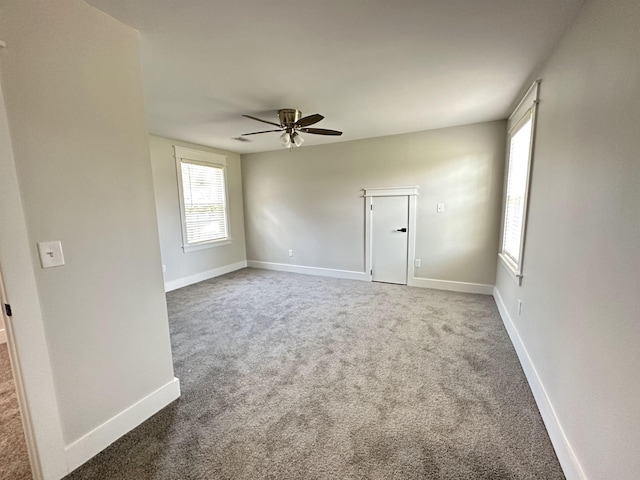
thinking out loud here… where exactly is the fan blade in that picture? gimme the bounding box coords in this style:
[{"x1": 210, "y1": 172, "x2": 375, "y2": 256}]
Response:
[
  {"x1": 242, "y1": 114, "x2": 282, "y2": 128},
  {"x1": 241, "y1": 129, "x2": 283, "y2": 136},
  {"x1": 295, "y1": 113, "x2": 324, "y2": 128},
  {"x1": 299, "y1": 128, "x2": 343, "y2": 136}
]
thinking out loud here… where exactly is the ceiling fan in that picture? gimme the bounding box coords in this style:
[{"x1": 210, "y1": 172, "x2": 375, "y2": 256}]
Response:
[{"x1": 242, "y1": 109, "x2": 342, "y2": 148}]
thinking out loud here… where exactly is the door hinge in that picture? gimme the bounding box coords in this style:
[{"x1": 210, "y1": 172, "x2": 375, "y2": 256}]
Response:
[
  {"x1": 370, "y1": 204, "x2": 373, "y2": 210},
  {"x1": 3, "y1": 303, "x2": 12, "y2": 317},
  {"x1": 370, "y1": 269, "x2": 373, "y2": 275}
]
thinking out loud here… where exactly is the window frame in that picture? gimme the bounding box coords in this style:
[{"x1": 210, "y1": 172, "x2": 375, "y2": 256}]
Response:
[
  {"x1": 499, "y1": 80, "x2": 540, "y2": 285},
  {"x1": 174, "y1": 146, "x2": 231, "y2": 252}
]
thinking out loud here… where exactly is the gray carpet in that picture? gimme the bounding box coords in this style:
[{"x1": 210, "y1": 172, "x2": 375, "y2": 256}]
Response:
[
  {"x1": 66, "y1": 268, "x2": 564, "y2": 479},
  {"x1": 0, "y1": 342, "x2": 32, "y2": 480}
]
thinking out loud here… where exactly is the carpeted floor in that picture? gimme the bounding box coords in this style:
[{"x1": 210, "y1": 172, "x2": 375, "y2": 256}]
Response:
[
  {"x1": 66, "y1": 268, "x2": 565, "y2": 479},
  {"x1": 0, "y1": 342, "x2": 32, "y2": 480}
]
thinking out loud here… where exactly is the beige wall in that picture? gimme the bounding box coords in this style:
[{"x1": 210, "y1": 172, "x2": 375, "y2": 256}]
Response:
[
  {"x1": 0, "y1": 0, "x2": 176, "y2": 455},
  {"x1": 149, "y1": 135, "x2": 247, "y2": 288},
  {"x1": 242, "y1": 121, "x2": 505, "y2": 286},
  {"x1": 495, "y1": 0, "x2": 640, "y2": 478}
]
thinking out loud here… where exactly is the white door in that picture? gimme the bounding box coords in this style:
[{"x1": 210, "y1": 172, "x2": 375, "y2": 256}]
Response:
[{"x1": 371, "y1": 196, "x2": 409, "y2": 284}]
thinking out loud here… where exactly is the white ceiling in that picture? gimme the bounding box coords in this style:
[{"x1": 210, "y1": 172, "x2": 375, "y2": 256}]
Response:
[{"x1": 85, "y1": 0, "x2": 585, "y2": 154}]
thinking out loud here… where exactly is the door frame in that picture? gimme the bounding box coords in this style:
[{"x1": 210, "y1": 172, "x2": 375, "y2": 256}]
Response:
[
  {"x1": 0, "y1": 56, "x2": 68, "y2": 479},
  {"x1": 364, "y1": 186, "x2": 418, "y2": 284}
]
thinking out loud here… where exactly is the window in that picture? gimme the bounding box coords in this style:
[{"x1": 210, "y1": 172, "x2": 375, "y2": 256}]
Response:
[
  {"x1": 499, "y1": 80, "x2": 539, "y2": 283},
  {"x1": 174, "y1": 146, "x2": 230, "y2": 252}
]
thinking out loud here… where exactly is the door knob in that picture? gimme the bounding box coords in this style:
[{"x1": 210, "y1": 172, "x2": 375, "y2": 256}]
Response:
[{"x1": 396, "y1": 228, "x2": 407, "y2": 232}]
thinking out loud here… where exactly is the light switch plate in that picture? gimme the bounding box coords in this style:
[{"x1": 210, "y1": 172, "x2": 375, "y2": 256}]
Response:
[
  {"x1": 437, "y1": 203, "x2": 445, "y2": 213},
  {"x1": 37, "y1": 241, "x2": 65, "y2": 268}
]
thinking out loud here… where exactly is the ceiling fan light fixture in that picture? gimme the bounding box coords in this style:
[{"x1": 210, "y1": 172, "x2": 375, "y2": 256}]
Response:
[
  {"x1": 243, "y1": 109, "x2": 342, "y2": 148},
  {"x1": 292, "y1": 132, "x2": 304, "y2": 147},
  {"x1": 280, "y1": 131, "x2": 291, "y2": 147}
]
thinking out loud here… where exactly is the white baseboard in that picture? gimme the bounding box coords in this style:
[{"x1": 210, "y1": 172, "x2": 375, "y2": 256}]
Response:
[
  {"x1": 0, "y1": 328, "x2": 5, "y2": 344},
  {"x1": 164, "y1": 260, "x2": 247, "y2": 292},
  {"x1": 247, "y1": 262, "x2": 494, "y2": 294},
  {"x1": 247, "y1": 260, "x2": 369, "y2": 282},
  {"x1": 65, "y1": 377, "x2": 180, "y2": 473},
  {"x1": 493, "y1": 287, "x2": 586, "y2": 480},
  {"x1": 410, "y1": 276, "x2": 493, "y2": 295}
]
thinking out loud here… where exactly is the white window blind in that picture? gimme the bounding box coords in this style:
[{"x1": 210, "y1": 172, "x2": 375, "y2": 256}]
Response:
[
  {"x1": 174, "y1": 146, "x2": 230, "y2": 252},
  {"x1": 502, "y1": 113, "x2": 533, "y2": 266},
  {"x1": 180, "y1": 160, "x2": 228, "y2": 245}
]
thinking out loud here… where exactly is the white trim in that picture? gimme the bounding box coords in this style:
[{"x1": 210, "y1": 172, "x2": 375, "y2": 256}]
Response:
[
  {"x1": 182, "y1": 238, "x2": 232, "y2": 253},
  {"x1": 508, "y1": 79, "x2": 541, "y2": 122},
  {"x1": 0, "y1": 328, "x2": 6, "y2": 344},
  {"x1": 65, "y1": 377, "x2": 180, "y2": 473},
  {"x1": 173, "y1": 146, "x2": 227, "y2": 165},
  {"x1": 164, "y1": 260, "x2": 247, "y2": 292},
  {"x1": 247, "y1": 261, "x2": 494, "y2": 296},
  {"x1": 498, "y1": 253, "x2": 523, "y2": 286},
  {"x1": 409, "y1": 277, "x2": 494, "y2": 295},
  {"x1": 407, "y1": 198, "x2": 417, "y2": 283},
  {"x1": 364, "y1": 196, "x2": 372, "y2": 281},
  {"x1": 493, "y1": 287, "x2": 587, "y2": 480},
  {"x1": 3, "y1": 319, "x2": 45, "y2": 480},
  {"x1": 363, "y1": 186, "x2": 419, "y2": 197},
  {"x1": 247, "y1": 261, "x2": 369, "y2": 282}
]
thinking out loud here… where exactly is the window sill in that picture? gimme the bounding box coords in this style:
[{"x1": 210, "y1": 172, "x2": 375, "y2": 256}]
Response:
[
  {"x1": 498, "y1": 253, "x2": 523, "y2": 286},
  {"x1": 183, "y1": 238, "x2": 232, "y2": 253}
]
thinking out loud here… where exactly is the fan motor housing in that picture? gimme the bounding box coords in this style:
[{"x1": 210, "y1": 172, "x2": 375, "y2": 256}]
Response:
[{"x1": 278, "y1": 109, "x2": 302, "y2": 127}]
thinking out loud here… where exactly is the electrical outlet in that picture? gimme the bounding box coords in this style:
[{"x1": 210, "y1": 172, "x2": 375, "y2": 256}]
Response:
[
  {"x1": 288, "y1": 249, "x2": 293, "y2": 257},
  {"x1": 414, "y1": 259, "x2": 421, "y2": 268},
  {"x1": 437, "y1": 203, "x2": 445, "y2": 213},
  {"x1": 518, "y1": 300, "x2": 523, "y2": 315}
]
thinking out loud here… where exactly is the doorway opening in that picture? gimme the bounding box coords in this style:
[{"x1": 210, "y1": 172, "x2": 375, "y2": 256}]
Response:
[{"x1": 0, "y1": 266, "x2": 32, "y2": 479}]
